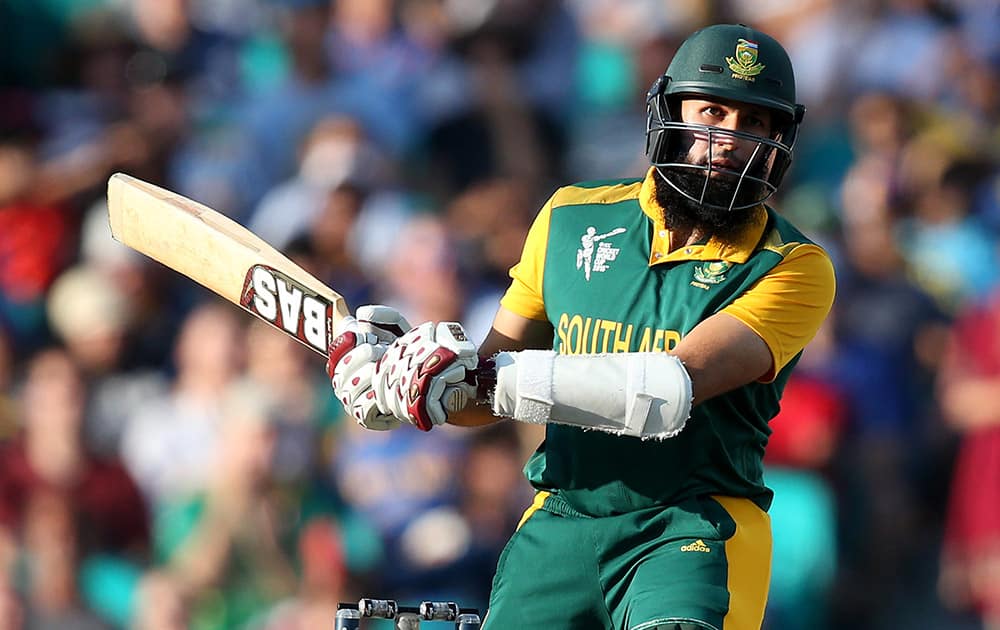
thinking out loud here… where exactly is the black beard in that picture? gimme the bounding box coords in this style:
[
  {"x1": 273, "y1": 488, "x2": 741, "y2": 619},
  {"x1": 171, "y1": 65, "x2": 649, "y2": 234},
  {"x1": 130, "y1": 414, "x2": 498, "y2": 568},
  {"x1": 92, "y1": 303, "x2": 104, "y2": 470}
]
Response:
[{"x1": 653, "y1": 168, "x2": 762, "y2": 242}]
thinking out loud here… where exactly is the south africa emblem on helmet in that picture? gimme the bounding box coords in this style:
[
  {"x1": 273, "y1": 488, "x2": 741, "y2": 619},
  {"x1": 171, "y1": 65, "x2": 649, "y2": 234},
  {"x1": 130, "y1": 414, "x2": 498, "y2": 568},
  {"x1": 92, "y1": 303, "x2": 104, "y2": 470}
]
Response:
[
  {"x1": 726, "y1": 38, "x2": 765, "y2": 80},
  {"x1": 693, "y1": 261, "x2": 730, "y2": 285}
]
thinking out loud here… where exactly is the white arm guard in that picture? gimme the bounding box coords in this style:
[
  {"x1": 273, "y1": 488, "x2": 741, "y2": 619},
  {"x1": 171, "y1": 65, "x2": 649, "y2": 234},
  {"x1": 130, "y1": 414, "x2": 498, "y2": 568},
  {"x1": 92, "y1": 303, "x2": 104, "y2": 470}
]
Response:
[{"x1": 491, "y1": 351, "x2": 693, "y2": 440}]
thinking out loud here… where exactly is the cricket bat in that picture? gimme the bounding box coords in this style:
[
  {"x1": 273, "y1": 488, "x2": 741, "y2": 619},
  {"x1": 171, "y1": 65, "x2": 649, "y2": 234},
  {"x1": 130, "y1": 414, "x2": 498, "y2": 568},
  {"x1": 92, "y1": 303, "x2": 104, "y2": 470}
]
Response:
[
  {"x1": 106, "y1": 173, "x2": 681, "y2": 440},
  {"x1": 106, "y1": 172, "x2": 350, "y2": 357}
]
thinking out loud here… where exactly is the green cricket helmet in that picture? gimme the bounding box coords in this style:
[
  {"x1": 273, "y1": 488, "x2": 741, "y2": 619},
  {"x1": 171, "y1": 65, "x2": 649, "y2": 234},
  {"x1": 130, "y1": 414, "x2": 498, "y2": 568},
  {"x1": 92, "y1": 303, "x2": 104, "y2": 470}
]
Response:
[{"x1": 646, "y1": 24, "x2": 806, "y2": 211}]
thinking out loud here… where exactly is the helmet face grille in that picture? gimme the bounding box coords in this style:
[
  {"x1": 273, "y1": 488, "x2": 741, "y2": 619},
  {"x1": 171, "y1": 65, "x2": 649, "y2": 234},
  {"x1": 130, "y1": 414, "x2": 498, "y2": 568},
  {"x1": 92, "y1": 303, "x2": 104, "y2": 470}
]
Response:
[{"x1": 645, "y1": 91, "x2": 796, "y2": 211}]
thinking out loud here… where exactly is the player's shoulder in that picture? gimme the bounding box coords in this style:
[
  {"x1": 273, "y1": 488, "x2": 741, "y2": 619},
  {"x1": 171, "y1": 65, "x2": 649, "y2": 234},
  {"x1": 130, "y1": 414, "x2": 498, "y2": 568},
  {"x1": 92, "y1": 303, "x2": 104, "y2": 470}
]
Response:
[{"x1": 547, "y1": 176, "x2": 645, "y2": 212}]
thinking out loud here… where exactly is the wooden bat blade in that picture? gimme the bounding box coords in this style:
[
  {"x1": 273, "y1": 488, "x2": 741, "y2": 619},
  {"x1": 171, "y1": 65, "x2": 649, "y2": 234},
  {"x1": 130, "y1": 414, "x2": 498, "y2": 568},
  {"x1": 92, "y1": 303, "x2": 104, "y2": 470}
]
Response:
[{"x1": 107, "y1": 172, "x2": 350, "y2": 357}]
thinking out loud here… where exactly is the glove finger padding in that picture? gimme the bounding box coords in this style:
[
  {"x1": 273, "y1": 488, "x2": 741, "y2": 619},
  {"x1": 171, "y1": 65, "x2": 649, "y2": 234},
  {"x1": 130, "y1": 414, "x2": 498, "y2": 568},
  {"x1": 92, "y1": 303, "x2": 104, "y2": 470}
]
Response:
[
  {"x1": 373, "y1": 322, "x2": 479, "y2": 431},
  {"x1": 335, "y1": 343, "x2": 403, "y2": 431},
  {"x1": 372, "y1": 334, "x2": 410, "y2": 420}
]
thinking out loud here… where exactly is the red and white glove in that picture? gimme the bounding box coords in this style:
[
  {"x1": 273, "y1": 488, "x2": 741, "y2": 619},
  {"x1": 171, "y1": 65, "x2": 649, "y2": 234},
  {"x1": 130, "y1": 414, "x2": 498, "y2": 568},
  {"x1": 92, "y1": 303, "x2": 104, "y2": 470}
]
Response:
[
  {"x1": 372, "y1": 322, "x2": 479, "y2": 431},
  {"x1": 327, "y1": 305, "x2": 412, "y2": 430}
]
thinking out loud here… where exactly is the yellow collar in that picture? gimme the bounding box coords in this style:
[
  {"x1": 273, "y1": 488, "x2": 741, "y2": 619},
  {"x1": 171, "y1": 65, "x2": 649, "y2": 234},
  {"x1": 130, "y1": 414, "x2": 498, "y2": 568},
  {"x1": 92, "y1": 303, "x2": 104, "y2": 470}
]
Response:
[{"x1": 639, "y1": 167, "x2": 768, "y2": 265}]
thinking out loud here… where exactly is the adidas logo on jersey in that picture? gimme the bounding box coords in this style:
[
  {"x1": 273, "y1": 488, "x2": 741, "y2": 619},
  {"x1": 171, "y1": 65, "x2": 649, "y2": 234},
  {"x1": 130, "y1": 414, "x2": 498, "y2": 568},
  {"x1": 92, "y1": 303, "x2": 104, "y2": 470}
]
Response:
[{"x1": 680, "y1": 539, "x2": 712, "y2": 553}]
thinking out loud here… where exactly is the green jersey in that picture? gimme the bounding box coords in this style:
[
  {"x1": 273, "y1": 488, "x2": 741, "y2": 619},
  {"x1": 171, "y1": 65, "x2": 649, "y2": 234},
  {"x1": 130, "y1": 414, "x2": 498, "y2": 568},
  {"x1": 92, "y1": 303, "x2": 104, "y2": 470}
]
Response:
[{"x1": 500, "y1": 169, "x2": 836, "y2": 517}]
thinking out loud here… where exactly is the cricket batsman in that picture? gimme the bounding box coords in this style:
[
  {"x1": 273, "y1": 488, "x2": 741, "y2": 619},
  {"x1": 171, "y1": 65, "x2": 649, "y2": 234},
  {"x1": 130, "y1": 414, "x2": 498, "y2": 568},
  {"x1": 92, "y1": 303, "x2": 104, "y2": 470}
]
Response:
[{"x1": 327, "y1": 23, "x2": 836, "y2": 630}]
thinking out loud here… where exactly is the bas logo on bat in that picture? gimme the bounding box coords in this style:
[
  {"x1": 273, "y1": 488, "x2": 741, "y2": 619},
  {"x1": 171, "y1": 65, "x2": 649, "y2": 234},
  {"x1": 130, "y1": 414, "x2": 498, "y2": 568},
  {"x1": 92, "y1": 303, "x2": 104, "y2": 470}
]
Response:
[{"x1": 242, "y1": 265, "x2": 332, "y2": 354}]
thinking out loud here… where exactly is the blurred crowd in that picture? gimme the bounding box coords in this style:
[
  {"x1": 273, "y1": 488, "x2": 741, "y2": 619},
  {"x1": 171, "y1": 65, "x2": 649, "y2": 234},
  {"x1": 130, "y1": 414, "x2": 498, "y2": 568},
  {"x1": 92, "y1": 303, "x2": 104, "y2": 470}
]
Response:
[{"x1": 0, "y1": 0, "x2": 998, "y2": 629}]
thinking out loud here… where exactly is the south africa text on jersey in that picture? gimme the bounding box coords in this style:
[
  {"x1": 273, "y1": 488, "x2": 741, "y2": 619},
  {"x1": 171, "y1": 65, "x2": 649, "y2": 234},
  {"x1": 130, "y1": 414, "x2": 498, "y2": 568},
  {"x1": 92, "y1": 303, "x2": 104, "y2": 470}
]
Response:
[{"x1": 556, "y1": 313, "x2": 681, "y2": 354}]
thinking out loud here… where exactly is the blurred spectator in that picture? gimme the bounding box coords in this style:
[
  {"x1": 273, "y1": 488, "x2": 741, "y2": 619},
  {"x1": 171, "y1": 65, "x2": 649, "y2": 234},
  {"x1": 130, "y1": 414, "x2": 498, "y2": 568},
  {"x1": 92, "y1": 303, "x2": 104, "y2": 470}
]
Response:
[
  {"x1": 240, "y1": 319, "x2": 358, "y2": 568},
  {"x1": 330, "y1": 418, "x2": 468, "y2": 597},
  {"x1": 46, "y1": 263, "x2": 172, "y2": 457},
  {"x1": 377, "y1": 213, "x2": 464, "y2": 325},
  {"x1": 120, "y1": 301, "x2": 243, "y2": 506},
  {"x1": 845, "y1": 0, "x2": 953, "y2": 100},
  {"x1": 327, "y1": 0, "x2": 438, "y2": 99},
  {"x1": 32, "y1": 12, "x2": 172, "y2": 206},
  {"x1": 848, "y1": 91, "x2": 913, "y2": 163},
  {"x1": 298, "y1": 182, "x2": 378, "y2": 308},
  {"x1": 0, "y1": 330, "x2": 15, "y2": 441},
  {"x1": 249, "y1": 112, "x2": 415, "y2": 287},
  {"x1": 18, "y1": 492, "x2": 110, "y2": 630},
  {"x1": 442, "y1": 178, "x2": 537, "y2": 342},
  {"x1": 763, "y1": 319, "x2": 846, "y2": 630},
  {"x1": 130, "y1": 570, "x2": 191, "y2": 630},
  {"x1": 0, "y1": 348, "x2": 149, "y2": 628},
  {"x1": 0, "y1": 130, "x2": 74, "y2": 354},
  {"x1": 937, "y1": 286, "x2": 1000, "y2": 629},
  {"x1": 46, "y1": 265, "x2": 131, "y2": 378},
  {"x1": 249, "y1": 114, "x2": 389, "y2": 250},
  {"x1": 415, "y1": 0, "x2": 577, "y2": 200},
  {"x1": 223, "y1": 0, "x2": 412, "y2": 216},
  {"x1": 127, "y1": 0, "x2": 246, "y2": 120},
  {"x1": 828, "y1": 149, "x2": 955, "y2": 627},
  {"x1": 244, "y1": 321, "x2": 327, "y2": 478},
  {"x1": 151, "y1": 379, "x2": 296, "y2": 630},
  {"x1": 252, "y1": 519, "x2": 347, "y2": 630},
  {"x1": 896, "y1": 154, "x2": 1000, "y2": 313},
  {"x1": 563, "y1": 1, "x2": 704, "y2": 179}
]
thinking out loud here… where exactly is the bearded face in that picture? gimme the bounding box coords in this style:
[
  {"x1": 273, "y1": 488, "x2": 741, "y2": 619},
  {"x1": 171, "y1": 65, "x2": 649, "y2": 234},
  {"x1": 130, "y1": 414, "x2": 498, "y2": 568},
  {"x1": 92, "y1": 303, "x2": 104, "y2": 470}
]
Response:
[
  {"x1": 647, "y1": 97, "x2": 792, "y2": 236},
  {"x1": 653, "y1": 167, "x2": 761, "y2": 241}
]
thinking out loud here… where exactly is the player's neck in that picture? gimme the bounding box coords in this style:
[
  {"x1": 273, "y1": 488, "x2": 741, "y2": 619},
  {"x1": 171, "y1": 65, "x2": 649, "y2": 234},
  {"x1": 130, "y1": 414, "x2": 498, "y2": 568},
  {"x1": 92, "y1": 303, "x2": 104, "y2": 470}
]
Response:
[{"x1": 666, "y1": 227, "x2": 708, "y2": 253}]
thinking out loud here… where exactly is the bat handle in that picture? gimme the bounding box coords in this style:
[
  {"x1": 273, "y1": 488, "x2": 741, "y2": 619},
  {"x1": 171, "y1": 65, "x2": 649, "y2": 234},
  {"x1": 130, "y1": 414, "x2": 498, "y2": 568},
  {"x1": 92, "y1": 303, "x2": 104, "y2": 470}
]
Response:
[{"x1": 472, "y1": 357, "x2": 497, "y2": 402}]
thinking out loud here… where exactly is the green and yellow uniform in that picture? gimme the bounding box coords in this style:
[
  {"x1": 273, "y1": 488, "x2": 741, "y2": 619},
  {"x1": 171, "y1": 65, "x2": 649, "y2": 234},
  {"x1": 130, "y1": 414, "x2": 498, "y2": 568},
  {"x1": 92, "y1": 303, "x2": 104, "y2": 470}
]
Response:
[{"x1": 484, "y1": 169, "x2": 835, "y2": 630}]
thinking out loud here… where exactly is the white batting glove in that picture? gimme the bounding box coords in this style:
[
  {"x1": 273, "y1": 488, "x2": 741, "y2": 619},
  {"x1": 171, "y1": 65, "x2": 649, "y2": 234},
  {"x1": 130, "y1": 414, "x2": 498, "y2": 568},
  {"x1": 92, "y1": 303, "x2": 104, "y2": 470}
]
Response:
[
  {"x1": 372, "y1": 322, "x2": 479, "y2": 431},
  {"x1": 327, "y1": 305, "x2": 412, "y2": 430}
]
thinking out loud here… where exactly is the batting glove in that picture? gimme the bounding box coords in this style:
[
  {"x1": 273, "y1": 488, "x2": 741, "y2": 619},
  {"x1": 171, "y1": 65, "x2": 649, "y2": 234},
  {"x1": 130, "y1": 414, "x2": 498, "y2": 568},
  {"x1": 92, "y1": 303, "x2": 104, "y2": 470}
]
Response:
[
  {"x1": 372, "y1": 322, "x2": 479, "y2": 431},
  {"x1": 327, "y1": 305, "x2": 411, "y2": 430}
]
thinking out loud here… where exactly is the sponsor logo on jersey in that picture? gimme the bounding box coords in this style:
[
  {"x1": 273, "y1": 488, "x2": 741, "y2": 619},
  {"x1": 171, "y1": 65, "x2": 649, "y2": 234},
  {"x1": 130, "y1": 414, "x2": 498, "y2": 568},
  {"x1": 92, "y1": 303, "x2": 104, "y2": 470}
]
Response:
[
  {"x1": 692, "y1": 261, "x2": 731, "y2": 289},
  {"x1": 241, "y1": 265, "x2": 330, "y2": 354},
  {"x1": 726, "y1": 38, "x2": 764, "y2": 80},
  {"x1": 680, "y1": 539, "x2": 712, "y2": 553},
  {"x1": 576, "y1": 226, "x2": 626, "y2": 281}
]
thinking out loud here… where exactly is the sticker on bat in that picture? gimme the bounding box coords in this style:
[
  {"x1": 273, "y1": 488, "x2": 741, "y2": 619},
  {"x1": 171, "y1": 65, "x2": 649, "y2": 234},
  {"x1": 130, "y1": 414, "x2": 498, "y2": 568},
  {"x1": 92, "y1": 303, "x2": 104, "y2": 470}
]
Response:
[{"x1": 241, "y1": 265, "x2": 331, "y2": 355}]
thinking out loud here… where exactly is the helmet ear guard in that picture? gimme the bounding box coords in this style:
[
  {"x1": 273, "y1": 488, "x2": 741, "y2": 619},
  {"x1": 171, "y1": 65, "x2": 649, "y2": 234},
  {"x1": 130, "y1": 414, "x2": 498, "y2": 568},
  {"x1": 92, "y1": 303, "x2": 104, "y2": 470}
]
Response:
[
  {"x1": 644, "y1": 74, "x2": 691, "y2": 170},
  {"x1": 644, "y1": 74, "x2": 671, "y2": 163},
  {"x1": 645, "y1": 73, "x2": 668, "y2": 103}
]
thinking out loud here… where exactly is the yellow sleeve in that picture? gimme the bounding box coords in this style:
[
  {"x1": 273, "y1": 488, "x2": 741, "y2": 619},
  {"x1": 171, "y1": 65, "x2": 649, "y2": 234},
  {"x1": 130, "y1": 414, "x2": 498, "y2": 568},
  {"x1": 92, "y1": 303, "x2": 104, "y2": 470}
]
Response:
[
  {"x1": 722, "y1": 243, "x2": 836, "y2": 381},
  {"x1": 499, "y1": 198, "x2": 553, "y2": 321}
]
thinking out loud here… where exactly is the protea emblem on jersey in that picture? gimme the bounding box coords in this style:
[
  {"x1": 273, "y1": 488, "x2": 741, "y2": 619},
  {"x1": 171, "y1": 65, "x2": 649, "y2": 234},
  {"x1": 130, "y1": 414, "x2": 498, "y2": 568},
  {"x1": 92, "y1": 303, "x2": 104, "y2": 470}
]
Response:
[
  {"x1": 693, "y1": 261, "x2": 730, "y2": 286},
  {"x1": 726, "y1": 38, "x2": 764, "y2": 80}
]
